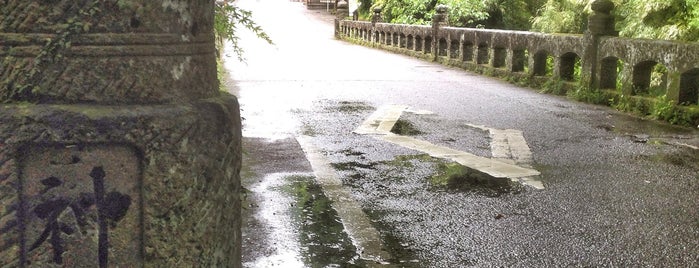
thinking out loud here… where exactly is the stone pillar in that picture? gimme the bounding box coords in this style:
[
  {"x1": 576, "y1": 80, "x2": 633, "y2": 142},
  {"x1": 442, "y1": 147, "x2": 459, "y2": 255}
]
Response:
[
  {"x1": 372, "y1": 7, "x2": 383, "y2": 26},
  {"x1": 432, "y1": 5, "x2": 449, "y2": 60},
  {"x1": 372, "y1": 7, "x2": 383, "y2": 43},
  {"x1": 0, "y1": 1, "x2": 241, "y2": 267},
  {"x1": 582, "y1": 0, "x2": 618, "y2": 89},
  {"x1": 335, "y1": 0, "x2": 349, "y2": 38}
]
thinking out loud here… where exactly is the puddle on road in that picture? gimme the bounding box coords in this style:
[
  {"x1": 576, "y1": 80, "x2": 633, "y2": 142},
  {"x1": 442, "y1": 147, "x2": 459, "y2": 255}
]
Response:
[
  {"x1": 607, "y1": 115, "x2": 695, "y2": 136},
  {"x1": 244, "y1": 173, "x2": 365, "y2": 268},
  {"x1": 319, "y1": 100, "x2": 374, "y2": 114},
  {"x1": 597, "y1": 114, "x2": 698, "y2": 143},
  {"x1": 281, "y1": 175, "x2": 365, "y2": 267},
  {"x1": 633, "y1": 149, "x2": 699, "y2": 170}
]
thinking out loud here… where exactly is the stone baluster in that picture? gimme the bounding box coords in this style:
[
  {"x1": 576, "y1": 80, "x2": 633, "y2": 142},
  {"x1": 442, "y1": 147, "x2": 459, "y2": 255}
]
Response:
[
  {"x1": 372, "y1": 7, "x2": 383, "y2": 43},
  {"x1": 335, "y1": 0, "x2": 349, "y2": 38},
  {"x1": 432, "y1": 5, "x2": 449, "y2": 60},
  {"x1": 582, "y1": 0, "x2": 617, "y2": 89}
]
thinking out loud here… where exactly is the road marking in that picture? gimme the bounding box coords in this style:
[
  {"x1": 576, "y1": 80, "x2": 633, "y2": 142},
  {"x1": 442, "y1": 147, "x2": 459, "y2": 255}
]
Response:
[
  {"x1": 465, "y1": 124, "x2": 534, "y2": 165},
  {"x1": 354, "y1": 105, "x2": 409, "y2": 135},
  {"x1": 355, "y1": 105, "x2": 544, "y2": 189},
  {"x1": 466, "y1": 124, "x2": 543, "y2": 189},
  {"x1": 296, "y1": 136, "x2": 392, "y2": 264}
]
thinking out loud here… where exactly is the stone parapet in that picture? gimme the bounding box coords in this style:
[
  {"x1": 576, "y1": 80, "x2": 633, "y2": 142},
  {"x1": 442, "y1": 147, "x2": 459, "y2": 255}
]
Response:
[{"x1": 335, "y1": 5, "x2": 699, "y2": 115}]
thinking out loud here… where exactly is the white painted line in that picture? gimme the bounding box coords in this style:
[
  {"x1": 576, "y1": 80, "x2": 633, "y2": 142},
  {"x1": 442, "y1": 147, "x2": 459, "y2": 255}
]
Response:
[
  {"x1": 296, "y1": 136, "x2": 392, "y2": 264},
  {"x1": 466, "y1": 124, "x2": 544, "y2": 189},
  {"x1": 489, "y1": 129, "x2": 534, "y2": 165}
]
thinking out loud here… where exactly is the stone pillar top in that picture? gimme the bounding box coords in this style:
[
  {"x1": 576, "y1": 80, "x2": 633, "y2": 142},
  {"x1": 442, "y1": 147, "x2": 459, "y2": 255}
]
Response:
[
  {"x1": 591, "y1": 0, "x2": 615, "y2": 14},
  {"x1": 433, "y1": 4, "x2": 449, "y2": 27},
  {"x1": 0, "y1": 1, "x2": 218, "y2": 105},
  {"x1": 587, "y1": 0, "x2": 617, "y2": 36},
  {"x1": 372, "y1": 7, "x2": 383, "y2": 25},
  {"x1": 436, "y1": 4, "x2": 448, "y2": 14}
]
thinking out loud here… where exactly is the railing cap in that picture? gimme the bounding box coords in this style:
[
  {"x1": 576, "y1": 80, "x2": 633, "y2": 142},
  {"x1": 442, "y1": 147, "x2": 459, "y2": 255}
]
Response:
[{"x1": 591, "y1": 0, "x2": 614, "y2": 13}]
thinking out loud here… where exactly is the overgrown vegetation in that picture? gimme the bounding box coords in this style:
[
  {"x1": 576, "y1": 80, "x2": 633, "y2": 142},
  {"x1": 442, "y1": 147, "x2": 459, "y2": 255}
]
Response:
[
  {"x1": 370, "y1": 0, "x2": 542, "y2": 29},
  {"x1": 567, "y1": 86, "x2": 611, "y2": 105},
  {"x1": 531, "y1": 0, "x2": 588, "y2": 33},
  {"x1": 532, "y1": 0, "x2": 699, "y2": 41},
  {"x1": 361, "y1": 0, "x2": 699, "y2": 41}
]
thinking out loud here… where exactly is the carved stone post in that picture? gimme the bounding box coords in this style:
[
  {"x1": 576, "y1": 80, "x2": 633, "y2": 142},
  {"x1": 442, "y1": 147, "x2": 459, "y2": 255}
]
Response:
[
  {"x1": 432, "y1": 5, "x2": 449, "y2": 60},
  {"x1": 372, "y1": 7, "x2": 383, "y2": 43},
  {"x1": 335, "y1": 0, "x2": 349, "y2": 38},
  {"x1": 582, "y1": 0, "x2": 618, "y2": 89},
  {"x1": 0, "y1": 1, "x2": 242, "y2": 267}
]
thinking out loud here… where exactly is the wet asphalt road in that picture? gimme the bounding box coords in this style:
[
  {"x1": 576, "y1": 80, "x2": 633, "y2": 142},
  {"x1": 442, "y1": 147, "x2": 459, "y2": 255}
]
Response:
[{"x1": 224, "y1": 0, "x2": 699, "y2": 267}]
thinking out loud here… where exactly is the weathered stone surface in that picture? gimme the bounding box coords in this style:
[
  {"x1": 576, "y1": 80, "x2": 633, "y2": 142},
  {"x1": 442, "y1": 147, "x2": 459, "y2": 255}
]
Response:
[
  {"x1": 0, "y1": 0, "x2": 217, "y2": 104},
  {"x1": 20, "y1": 145, "x2": 141, "y2": 267},
  {"x1": 1, "y1": 0, "x2": 243, "y2": 266},
  {"x1": 0, "y1": 95, "x2": 242, "y2": 267}
]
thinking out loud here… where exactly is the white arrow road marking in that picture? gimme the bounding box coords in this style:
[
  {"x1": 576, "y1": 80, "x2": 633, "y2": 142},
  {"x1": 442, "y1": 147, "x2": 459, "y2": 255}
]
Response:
[
  {"x1": 296, "y1": 136, "x2": 392, "y2": 264},
  {"x1": 355, "y1": 105, "x2": 544, "y2": 189}
]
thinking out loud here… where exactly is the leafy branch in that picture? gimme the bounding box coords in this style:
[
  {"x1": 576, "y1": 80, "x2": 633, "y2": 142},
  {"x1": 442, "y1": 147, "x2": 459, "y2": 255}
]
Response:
[{"x1": 214, "y1": 1, "x2": 274, "y2": 62}]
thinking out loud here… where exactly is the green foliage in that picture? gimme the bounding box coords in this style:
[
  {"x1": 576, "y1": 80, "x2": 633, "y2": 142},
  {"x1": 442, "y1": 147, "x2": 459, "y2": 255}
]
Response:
[
  {"x1": 651, "y1": 95, "x2": 691, "y2": 125},
  {"x1": 371, "y1": 0, "x2": 540, "y2": 29},
  {"x1": 612, "y1": 94, "x2": 633, "y2": 112},
  {"x1": 372, "y1": 0, "x2": 435, "y2": 25},
  {"x1": 541, "y1": 79, "x2": 567, "y2": 95},
  {"x1": 530, "y1": 0, "x2": 699, "y2": 41},
  {"x1": 616, "y1": 0, "x2": 699, "y2": 41},
  {"x1": 214, "y1": 2, "x2": 273, "y2": 62},
  {"x1": 531, "y1": 0, "x2": 588, "y2": 33},
  {"x1": 364, "y1": 0, "x2": 699, "y2": 41},
  {"x1": 567, "y1": 86, "x2": 610, "y2": 105},
  {"x1": 652, "y1": 95, "x2": 674, "y2": 119},
  {"x1": 481, "y1": 0, "x2": 539, "y2": 30},
  {"x1": 545, "y1": 54, "x2": 554, "y2": 76},
  {"x1": 439, "y1": 0, "x2": 489, "y2": 27},
  {"x1": 573, "y1": 57, "x2": 581, "y2": 81}
]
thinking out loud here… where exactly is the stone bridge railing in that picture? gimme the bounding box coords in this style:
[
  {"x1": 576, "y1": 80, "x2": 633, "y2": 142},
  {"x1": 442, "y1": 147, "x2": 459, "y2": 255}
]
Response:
[{"x1": 335, "y1": 1, "x2": 699, "y2": 109}]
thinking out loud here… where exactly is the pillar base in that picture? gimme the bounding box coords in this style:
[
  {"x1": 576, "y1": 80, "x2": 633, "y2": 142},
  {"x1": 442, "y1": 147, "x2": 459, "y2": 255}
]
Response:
[{"x1": 0, "y1": 94, "x2": 242, "y2": 267}]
